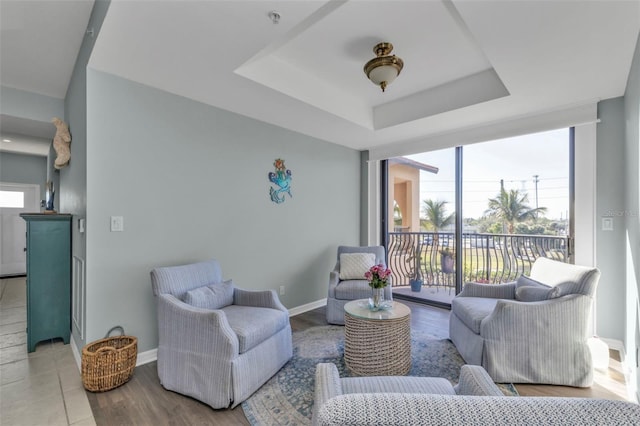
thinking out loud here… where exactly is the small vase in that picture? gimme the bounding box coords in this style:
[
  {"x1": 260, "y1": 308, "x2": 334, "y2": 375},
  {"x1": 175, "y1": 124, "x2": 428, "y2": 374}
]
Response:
[{"x1": 371, "y1": 287, "x2": 384, "y2": 308}]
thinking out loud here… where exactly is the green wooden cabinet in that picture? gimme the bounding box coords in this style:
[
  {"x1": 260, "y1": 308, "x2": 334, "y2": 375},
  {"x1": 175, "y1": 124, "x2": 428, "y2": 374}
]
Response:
[{"x1": 20, "y1": 214, "x2": 72, "y2": 352}]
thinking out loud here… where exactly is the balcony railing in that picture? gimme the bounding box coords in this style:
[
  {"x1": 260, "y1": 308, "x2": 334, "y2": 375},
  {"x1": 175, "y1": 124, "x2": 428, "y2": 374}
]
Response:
[{"x1": 387, "y1": 232, "x2": 569, "y2": 291}]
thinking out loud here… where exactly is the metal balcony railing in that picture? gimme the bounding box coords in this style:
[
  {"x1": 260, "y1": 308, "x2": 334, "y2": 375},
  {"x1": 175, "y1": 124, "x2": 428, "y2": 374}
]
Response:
[{"x1": 387, "y1": 232, "x2": 569, "y2": 292}]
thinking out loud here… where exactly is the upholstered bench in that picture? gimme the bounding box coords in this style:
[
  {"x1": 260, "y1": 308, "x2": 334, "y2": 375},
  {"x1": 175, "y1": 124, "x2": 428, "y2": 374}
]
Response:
[{"x1": 312, "y1": 363, "x2": 640, "y2": 426}]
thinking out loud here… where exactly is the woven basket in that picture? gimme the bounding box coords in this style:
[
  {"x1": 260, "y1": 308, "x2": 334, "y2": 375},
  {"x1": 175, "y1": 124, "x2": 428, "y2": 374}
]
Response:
[{"x1": 82, "y1": 326, "x2": 138, "y2": 392}]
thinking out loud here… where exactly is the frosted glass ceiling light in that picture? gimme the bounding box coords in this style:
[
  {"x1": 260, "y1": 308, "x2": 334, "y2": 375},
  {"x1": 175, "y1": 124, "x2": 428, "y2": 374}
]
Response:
[{"x1": 364, "y1": 42, "x2": 404, "y2": 92}]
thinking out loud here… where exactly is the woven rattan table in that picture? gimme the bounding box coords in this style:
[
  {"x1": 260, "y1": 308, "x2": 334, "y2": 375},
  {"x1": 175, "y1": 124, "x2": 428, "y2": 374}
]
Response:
[{"x1": 343, "y1": 299, "x2": 411, "y2": 376}]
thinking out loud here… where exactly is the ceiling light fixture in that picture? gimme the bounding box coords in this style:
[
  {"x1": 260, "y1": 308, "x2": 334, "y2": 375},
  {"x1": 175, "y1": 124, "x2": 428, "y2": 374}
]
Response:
[
  {"x1": 364, "y1": 42, "x2": 404, "y2": 92},
  {"x1": 268, "y1": 11, "x2": 280, "y2": 24},
  {"x1": 2, "y1": 139, "x2": 11, "y2": 143}
]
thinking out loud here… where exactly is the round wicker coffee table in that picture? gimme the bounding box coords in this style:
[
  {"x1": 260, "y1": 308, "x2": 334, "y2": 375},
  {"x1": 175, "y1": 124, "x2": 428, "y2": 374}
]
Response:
[{"x1": 343, "y1": 299, "x2": 411, "y2": 376}]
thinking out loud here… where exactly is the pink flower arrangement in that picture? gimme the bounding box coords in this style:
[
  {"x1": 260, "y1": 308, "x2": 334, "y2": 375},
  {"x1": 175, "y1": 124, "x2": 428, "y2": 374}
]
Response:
[{"x1": 364, "y1": 264, "x2": 392, "y2": 289}]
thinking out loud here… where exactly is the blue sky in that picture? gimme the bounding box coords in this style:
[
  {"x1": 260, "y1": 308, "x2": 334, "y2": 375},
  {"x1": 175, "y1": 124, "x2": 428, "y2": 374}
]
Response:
[{"x1": 405, "y1": 128, "x2": 570, "y2": 220}]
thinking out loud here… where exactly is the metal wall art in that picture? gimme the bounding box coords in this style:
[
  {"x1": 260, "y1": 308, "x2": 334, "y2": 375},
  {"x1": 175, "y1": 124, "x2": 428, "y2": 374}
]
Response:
[{"x1": 268, "y1": 158, "x2": 292, "y2": 204}]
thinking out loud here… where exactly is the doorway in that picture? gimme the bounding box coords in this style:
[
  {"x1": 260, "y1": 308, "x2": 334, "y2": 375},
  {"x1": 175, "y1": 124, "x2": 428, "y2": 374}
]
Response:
[{"x1": 0, "y1": 183, "x2": 40, "y2": 276}]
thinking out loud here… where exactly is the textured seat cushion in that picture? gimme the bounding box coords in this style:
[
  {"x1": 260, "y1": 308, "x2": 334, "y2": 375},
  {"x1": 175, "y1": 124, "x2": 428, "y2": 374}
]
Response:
[
  {"x1": 317, "y1": 394, "x2": 640, "y2": 426},
  {"x1": 342, "y1": 376, "x2": 455, "y2": 396},
  {"x1": 334, "y1": 280, "x2": 373, "y2": 300},
  {"x1": 451, "y1": 297, "x2": 499, "y2": 334},
  {"x1": 339, "y1": 253, "x2": 375, "y2": 280},
  {"x1": 222, "y1": 305, "x2": 289, "y2": 353},
  {"x1": 182, "y1": 279, "x2": 234, "y2": 309}
]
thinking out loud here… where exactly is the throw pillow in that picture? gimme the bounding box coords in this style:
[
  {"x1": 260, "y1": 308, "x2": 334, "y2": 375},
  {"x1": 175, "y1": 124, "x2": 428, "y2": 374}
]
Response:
[
  {"x1": 339, "y1": 253, "x2": 376, "y2": 280},
  {"x1": 516, "y1": 274, "x2": 550, "y2": 290},
  {"x1": 183, "y1": 279, "x2": 235, "y2": 309},
  {"x1": 515, "y1": 285, "x2": 560, "y2": 302}
]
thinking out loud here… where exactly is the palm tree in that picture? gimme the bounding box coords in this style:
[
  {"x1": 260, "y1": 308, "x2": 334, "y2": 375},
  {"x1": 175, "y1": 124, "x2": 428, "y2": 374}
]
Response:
[
  {"x1": 422, "y1": 199, "x2": 455, "y2": 231},
  {"x1": 485, "y1": 188, "x2": 547, "y2": 234}
]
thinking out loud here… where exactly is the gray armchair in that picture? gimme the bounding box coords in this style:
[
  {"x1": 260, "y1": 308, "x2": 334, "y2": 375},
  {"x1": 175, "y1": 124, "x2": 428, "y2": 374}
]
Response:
[
  {"x1": 449, "y1": 257, "x2": 600, "y2": 387},
  {"x1": 326, "y1": 246, "x2": 392, "y2": 325},
  {"x1": 150, "y1": 259, "x2": 292, "y2": 409}
]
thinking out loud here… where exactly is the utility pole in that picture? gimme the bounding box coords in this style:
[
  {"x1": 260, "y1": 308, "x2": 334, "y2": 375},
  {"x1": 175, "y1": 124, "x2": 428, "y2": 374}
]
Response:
[
  {"x1": 500, "y1": 179, "x2": 505, "y2": 233},
  {"x1": 533, "y1": 175, "x2": 539, "y2": 218}
]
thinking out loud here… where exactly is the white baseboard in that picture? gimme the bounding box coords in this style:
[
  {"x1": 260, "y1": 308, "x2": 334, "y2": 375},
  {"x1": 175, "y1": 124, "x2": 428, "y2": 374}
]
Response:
[
  {"x1": 136, "y1": 348, "x2": 157, "y2": 366},
  {"x1": 602, "y1": 337, "x2": 625, "y2": 354},
  {"x1": 71, "y1": 333, "x2": 157, "y2": 369},
  {"x1": 132, "y1": 298, "x2": 328, "y2": 367},
  {"x1": 288, "y1": 298, "x2": 326, "y2": 317},
  {"x1": 71, "y1": 333, "x2": 82, "y2": 370},
  {"x1": 601, "y1": 337, "x2": 638, "y2": 403}
]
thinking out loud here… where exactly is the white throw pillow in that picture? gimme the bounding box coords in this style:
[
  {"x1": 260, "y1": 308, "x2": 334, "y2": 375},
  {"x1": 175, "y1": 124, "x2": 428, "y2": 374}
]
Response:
[{"x1": 339, "y1": 253, "x2": 376, "y2": 280}]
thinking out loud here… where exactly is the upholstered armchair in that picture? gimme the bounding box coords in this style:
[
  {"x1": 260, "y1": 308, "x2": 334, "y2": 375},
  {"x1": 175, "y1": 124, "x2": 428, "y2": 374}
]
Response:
[
  {"x1": 150, "y1": 259, "x2": 292, "y2": 409},
  {"x1": 449, "y1": 257, "x2": 600, "y2": 387},
  {"x1": 326, "y1": 246, "x2": 392, "y2": 325}
]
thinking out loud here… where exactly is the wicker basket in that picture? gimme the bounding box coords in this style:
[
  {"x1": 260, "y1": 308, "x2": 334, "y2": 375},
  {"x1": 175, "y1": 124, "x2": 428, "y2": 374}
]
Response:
[{"x1": 82, "y1": 326, "x2": 138, "y2": 392}]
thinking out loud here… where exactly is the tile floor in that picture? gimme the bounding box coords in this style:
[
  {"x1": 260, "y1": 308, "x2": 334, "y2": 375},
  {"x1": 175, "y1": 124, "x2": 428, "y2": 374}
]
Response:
[{"x1": 1, "y1": 277, "x2": 96, "y2": 426}]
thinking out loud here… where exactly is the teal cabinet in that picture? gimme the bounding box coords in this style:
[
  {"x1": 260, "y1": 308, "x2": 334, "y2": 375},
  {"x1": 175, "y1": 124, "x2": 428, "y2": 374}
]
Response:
[{"x1": 20, "y1": 214, "x2": 72, "y2": 352}]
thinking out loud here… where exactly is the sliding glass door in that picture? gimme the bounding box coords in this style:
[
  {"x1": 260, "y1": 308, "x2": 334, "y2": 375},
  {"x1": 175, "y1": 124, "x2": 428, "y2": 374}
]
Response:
[
  {"x1": 462, "y1": 130, "x2": 570, "y2": 283},
  {"x1": 384, "y1": 128, "x2": 571, "y2": 308},
  {"x1": 386, "y1": 148, "x2": 458, "y2": 307}
]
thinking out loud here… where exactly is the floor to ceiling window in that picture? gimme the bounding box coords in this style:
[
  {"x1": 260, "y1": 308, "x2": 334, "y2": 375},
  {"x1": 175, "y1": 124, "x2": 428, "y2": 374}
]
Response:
[{"x1": 385, "y1": 128, "x2": 571, "y2": 307}]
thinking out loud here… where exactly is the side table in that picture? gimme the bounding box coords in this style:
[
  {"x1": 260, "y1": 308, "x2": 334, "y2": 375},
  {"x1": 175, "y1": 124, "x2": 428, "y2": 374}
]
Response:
[{"x1": 343, "y1": 299, "x2": 411, "y2": 376}]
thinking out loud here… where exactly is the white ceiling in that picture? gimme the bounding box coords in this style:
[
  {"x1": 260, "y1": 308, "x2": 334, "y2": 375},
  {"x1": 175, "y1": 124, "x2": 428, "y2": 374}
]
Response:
[
  {"x1": 2, "y1": 0, "x2": 639, "y2": 156},
  {"x1": 0, "y1": 0, "x2": 94, "y2": 156}
]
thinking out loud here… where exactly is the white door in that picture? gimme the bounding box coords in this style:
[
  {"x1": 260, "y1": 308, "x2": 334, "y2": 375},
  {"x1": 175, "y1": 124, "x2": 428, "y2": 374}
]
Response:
[{"x1": 0, "y1": 183, "x2": 40, "y2": 276}]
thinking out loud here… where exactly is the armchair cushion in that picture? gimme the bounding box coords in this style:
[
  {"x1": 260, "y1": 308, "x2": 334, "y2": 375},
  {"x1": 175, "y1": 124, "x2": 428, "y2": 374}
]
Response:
[
  {"x1": 342, "y1": 376, "x2": 455, "y2": 395},
  {"x1": 183, "y1": 279, "x2": 235, "y2": 309},
  {"x1": 515, "y1": 285, "x2": 559, "y2": 302},
  {"x1": 334, "y1": 280, "x2": 373, "y2": 300},
  {"x1": 222, "y1": 305, "x2": 289, "y2": 353},
  {"x1": 451, "y1": 297, "x2": 499, "y2": 334},
  {"x1": 339, "y1": 253, "x2": 375, "y2": 280},
  {"x1": 516, "y1": 274, "x2": 549, "y2": 290}
]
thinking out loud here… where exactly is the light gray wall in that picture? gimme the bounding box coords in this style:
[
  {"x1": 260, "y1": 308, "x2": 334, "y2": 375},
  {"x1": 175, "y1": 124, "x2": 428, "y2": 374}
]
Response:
[
  {"x1": 84, "y1": 70, "x2": 361, "y2": 352},
  {"x1": 62, "y1": 0, "x2": 111, "y2": 347},
  {"x1": 0, "y1": 86, "x2": 64, "y2": 122},
  {"x1": 623, "y1": 31, "x2": 640, "y2": 399},
  {"x1": 596, "y1": 98, "x2": 627, "y2": 341},
  {"x1": 0, "y1": 152, "x2": 47, "y2": 199}
]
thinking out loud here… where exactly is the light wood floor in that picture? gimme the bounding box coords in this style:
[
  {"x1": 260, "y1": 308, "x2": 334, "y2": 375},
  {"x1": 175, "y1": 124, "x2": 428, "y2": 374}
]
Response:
[{"x1": 86, "y1": 301, "x2": 633, "y2": 425}]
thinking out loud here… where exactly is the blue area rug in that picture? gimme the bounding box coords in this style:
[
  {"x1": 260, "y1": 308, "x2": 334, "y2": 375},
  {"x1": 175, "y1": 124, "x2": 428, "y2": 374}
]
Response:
[{"x1": 242, "y1": 325, "x2": 517, "y2": 425}]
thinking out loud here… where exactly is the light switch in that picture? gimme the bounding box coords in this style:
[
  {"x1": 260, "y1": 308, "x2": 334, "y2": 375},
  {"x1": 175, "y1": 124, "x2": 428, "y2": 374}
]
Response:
[
  {"x1": 78, "y1": 218, "x2": 85, "y2": 233},
  {"x1": 110, "y1": 216, "x2": 124, "y2": 232},
  {"x1": 602, "y1": 217, "x2": 613, "y2": 231}
]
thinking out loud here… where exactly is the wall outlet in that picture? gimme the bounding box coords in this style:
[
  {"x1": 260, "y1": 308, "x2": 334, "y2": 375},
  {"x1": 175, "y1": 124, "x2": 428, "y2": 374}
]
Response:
[
  {"x1": 110, "y1": 216, "x2": 124, "y2": 232},
  {"x1": 279, "y1": 286, "x2": 285, "y2": 296}
]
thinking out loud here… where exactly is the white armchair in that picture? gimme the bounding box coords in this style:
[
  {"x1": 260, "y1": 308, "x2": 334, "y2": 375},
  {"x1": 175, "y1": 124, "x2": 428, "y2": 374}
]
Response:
[
  {"x1": 449, "y1": 257, "x2": 600, "y2": 387},
  {"x1": 150, "y1": 259, "x2": 292, "y2": 408}
]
